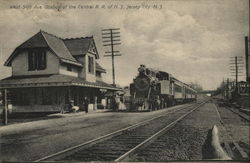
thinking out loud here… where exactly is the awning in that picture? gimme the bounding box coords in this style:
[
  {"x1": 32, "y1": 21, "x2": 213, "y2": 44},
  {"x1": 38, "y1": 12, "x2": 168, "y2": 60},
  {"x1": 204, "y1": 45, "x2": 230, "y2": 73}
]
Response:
[{"x1": 0, "y1": 74, "x2": 122, "y2": 91}]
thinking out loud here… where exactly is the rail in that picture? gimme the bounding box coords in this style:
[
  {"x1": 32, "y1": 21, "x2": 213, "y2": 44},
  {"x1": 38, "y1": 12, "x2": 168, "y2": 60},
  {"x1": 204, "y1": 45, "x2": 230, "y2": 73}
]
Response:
[
  {"x1": 35, "y1": 101, "x2": 206, "y2": 162},
  {"x1": 115, "y1": 101, "x2": 207, "y2": 162},
  {"x1": 213, "y1": 103, "x2": 248, "y2": 159},
  {"x1": 225, "y1": 107, "x2": 249, "y2": 122}
]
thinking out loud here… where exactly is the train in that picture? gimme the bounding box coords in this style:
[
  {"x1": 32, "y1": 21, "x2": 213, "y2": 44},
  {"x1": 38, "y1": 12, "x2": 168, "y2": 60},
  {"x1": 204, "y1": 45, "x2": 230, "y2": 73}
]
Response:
[{"x1": 129, "y1": 65, "x2": 197, "y2": 111}]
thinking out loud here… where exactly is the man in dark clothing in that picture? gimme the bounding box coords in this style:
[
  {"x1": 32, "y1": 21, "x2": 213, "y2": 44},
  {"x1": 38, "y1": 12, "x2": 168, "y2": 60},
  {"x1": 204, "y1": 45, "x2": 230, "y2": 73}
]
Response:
[
  {"x1": 69, "y1": 100, "x2": 74, "y2": 113},
  {"x1": 84, "y1": 97, "x2": 89, "y2": 113}
]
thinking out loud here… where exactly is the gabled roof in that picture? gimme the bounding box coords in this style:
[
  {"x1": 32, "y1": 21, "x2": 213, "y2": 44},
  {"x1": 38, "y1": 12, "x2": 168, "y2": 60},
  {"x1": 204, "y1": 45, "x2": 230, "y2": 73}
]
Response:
[
  {"x1": 41, "y1": 31, "x2": 80, "y2": 64},
  {"x1": 18, "y1": 31, "x2": 48, "y2": 48},
  {"x1": 4, "y1": 31, "x2": 82, "y2": 67},
  {"x1": 63, "y1": 37, "x2": 99, "y2": 59}
]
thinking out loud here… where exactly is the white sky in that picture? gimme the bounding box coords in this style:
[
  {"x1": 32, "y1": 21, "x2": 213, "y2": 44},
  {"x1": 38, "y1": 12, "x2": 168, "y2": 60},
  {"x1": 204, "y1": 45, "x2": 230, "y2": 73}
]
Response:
[{"x1": 0, "y1": 0, "x2": 249, "y2": 90}]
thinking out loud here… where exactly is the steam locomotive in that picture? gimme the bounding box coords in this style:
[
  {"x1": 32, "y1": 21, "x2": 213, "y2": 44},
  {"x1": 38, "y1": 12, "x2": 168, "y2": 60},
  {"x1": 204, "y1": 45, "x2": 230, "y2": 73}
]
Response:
[{"x1": 129, "y1": 65, "x2": 197, "y2": 111}]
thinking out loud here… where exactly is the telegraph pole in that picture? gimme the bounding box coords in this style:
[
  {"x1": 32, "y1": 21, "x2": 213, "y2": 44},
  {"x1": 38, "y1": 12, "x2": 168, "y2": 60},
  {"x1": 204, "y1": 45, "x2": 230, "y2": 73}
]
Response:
[
  {"x1": 235, "y1": 56, "x2": 238, "y2": 93},
  {"x1": 222, "y1": 78, "x2": 225, "y2": 98},
  {"x1": 245, "y1": 36, "x2": 249, "y2": 83},
  {"x1": 102, "y1": 28, "x2": 122, "y2": 86},
  {"x1": 230, "y1": 56, "x2": 244, "y2": 94},
  {"x1": 226, "y1": 78, "x2": 229, "y2": 99}
]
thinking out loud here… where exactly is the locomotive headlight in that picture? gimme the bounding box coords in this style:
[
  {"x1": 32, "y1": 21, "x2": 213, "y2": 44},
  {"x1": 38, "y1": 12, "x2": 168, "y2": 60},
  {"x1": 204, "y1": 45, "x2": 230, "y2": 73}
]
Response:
[{"x1": 134, "y1": 77, "x2": 150, "y2": 91}]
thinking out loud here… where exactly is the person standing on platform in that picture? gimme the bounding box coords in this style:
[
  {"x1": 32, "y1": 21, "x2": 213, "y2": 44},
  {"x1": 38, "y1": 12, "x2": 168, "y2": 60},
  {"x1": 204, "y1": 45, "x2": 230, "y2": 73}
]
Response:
[
  {"x1": 84, "y1": 97, "x2": 89, "y2": 113},
  {"x1": 69, "y1": 100, "x2": 74, "y2": 112}
]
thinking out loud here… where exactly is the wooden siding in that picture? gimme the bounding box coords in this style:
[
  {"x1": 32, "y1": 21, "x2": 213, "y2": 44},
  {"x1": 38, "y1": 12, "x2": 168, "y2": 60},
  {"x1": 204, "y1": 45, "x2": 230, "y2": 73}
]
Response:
[
  {"x1": 59, "y1": 64, "x2": 78, "y2": 77},
  {"x1": 12, "y1": 50, "x2": 59, "y2": 76}
]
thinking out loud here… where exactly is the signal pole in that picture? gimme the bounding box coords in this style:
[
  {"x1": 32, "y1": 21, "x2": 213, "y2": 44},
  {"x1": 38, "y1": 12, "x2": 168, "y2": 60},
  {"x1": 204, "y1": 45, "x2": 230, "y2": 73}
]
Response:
[{"x1": 102, "y1": 28, "x2": 122, "y2": 86}]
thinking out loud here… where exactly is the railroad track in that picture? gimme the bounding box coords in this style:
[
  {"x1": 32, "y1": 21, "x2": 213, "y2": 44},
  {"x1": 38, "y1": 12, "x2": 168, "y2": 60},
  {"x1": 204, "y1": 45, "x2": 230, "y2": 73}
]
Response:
[
  {"x1": 214, "y1": 98, "x2": 249, "y2": 122},
  {"x1": 213, "y1": 103, "x2": 249, "y2": 160},
  {"x1": 35, "y1": 101, "x2": 207, "y2": 162},
  {"x1": 225, "y1": 107, "x2": 250, "y2": 122}
]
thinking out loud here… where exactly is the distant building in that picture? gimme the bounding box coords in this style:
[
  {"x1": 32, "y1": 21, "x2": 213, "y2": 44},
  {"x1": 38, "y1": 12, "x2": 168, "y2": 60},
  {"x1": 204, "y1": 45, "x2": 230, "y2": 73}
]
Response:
[
  {"x1": 238, "y1": 81, "x2": 250, "y2": 95},
  {"x1": 0, "y1": 30, "x2": 121, "y2": 112}
]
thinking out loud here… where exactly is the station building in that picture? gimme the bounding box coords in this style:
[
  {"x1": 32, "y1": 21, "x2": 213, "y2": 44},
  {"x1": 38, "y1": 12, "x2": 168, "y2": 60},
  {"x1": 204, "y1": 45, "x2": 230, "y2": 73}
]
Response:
[{"x1": 0, "y1": 30, "x2": 122, "y2": 112}]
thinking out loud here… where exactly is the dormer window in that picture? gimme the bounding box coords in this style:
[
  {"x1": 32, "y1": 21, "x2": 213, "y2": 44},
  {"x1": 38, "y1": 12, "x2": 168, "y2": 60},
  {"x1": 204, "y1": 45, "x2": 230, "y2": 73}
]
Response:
[{"x1": 28, "y1": 49, "x2": 46, "y2": 71}]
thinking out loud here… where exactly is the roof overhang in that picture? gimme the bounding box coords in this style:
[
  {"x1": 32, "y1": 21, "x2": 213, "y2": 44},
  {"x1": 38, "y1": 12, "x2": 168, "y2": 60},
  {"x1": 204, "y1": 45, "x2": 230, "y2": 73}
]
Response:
[
  {"x1": 0, "y1": 75, "x2": 122, "y2": 91},
  {"x1": 60, "y1": 58, "x2": 83, "y2": 67},
  {"x1": 96, "y1": 68, "x2": 106, "y2": 73},
  {"x1": 0, "y1": 82, "x2": 122, "y2": 91},
  {"x1": 4, "y1": 48, "x2": 18, "y2": 66}
]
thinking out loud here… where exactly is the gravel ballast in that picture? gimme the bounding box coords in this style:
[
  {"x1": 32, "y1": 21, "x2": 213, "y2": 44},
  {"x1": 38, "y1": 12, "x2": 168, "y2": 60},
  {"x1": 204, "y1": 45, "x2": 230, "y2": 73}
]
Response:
[
  {"x1": 216, "y1": 104, "x2": 250, "y2": 159},
  {"x1": 129, "y1": 102, "x2": 225, "y2": 161}
]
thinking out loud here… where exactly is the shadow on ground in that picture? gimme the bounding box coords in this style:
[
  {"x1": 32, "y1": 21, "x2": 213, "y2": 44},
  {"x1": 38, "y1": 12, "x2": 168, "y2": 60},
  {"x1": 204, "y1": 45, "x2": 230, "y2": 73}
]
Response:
[{"x1": 202, "y1": 128, "x2": 214, "y2": 159}]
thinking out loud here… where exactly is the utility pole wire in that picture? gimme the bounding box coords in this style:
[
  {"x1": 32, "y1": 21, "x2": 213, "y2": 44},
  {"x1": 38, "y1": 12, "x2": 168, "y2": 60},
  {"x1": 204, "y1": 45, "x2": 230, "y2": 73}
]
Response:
[
  {"x1": 245, "y1": 36, "x2": 249, "y2": 83},
  {"x1": 235, "y1": 56, "x2": 238, "y2": 93},
  {"x1": 229, "y1": 56, "x2": 244, "y2": 94},
  {"x1": 102, "y1": 28, "x2": 122, "y2": 86}
]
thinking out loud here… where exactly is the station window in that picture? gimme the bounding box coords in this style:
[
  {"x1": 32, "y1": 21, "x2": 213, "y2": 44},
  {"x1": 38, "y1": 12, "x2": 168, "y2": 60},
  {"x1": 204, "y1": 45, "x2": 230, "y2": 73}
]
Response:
[
  {"x1": 88, "y1": 56, "x2": 94, "y2": 74},
  {"x1": 67, "y1": 64, "x2": 72, "y2": 72},
  {"x1": 28, "y1": 49, "x2": 46, "y2": 71}
]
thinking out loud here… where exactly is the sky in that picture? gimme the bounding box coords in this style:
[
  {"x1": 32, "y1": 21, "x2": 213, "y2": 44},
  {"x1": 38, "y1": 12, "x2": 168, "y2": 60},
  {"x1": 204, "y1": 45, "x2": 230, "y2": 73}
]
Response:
[{"x1": 0, "y1": 0, "x2": 249, "y2": 90}]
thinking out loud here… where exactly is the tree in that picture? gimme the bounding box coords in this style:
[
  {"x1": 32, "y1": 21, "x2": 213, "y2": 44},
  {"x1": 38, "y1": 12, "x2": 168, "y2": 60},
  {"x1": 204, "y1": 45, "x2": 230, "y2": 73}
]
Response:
[{"x1": 189, "y1": 82, "x2": 203, "y2": 91}]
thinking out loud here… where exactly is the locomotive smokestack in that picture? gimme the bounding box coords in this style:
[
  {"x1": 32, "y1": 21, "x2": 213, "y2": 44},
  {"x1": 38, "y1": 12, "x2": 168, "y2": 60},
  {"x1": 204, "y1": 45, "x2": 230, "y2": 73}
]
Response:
[
  {"x1": 140, "y1": 64, "x2": 145, "y2": 68},
  {"x1": 138, "y1": 64, "x2": 146, "y2": 73}
]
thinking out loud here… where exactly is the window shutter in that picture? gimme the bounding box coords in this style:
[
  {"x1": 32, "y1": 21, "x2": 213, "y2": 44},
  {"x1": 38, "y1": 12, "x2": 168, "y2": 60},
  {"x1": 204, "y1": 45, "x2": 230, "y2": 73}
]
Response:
[
  {"x1": 40, "y1": 51, "x2": 46, "y2": 70},
  {"x1": 43, "y1": 51, "x2": 47, "y2": 69},
  {"x1": 28, "y1": 51, "x2": 34, "y2": 70},
  {"x1": 34, "y1": 50, "x2": 38, "y2": 70},
  {"x1": 37, "y1": 51, "x2": 42, "y2": 70},
  {"x1": 88, "y1": 56, "x2": 91, "y2": 73},
  {"x1": 37, "y1": 50, "x2": 46, "y2": 70},
  {"x1": 90, "y1": 57, "x2": 94, "y2": 73},
  {"x1": 90, "y1": 57, "x2": 93, "y2": 73}
]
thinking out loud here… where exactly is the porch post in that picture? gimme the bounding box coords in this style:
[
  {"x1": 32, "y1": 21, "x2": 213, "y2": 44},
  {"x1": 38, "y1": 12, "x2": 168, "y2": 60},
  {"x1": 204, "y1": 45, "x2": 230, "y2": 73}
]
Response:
[
  {"x1": 104, "y1": 97, "x2": 107, "y2": 109},
  {"x1": 67, "y1": 86, "x2": 72, "y2": 112},
  {"x1": 68, "y1": 87, "x2": 71, "y2": 102},
  {"x1": 94, "y1": 96, "x2": 97, "y2": 110},
  {"x1": 4, "y1": 89, "x2": 8, "y2": 125}
]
